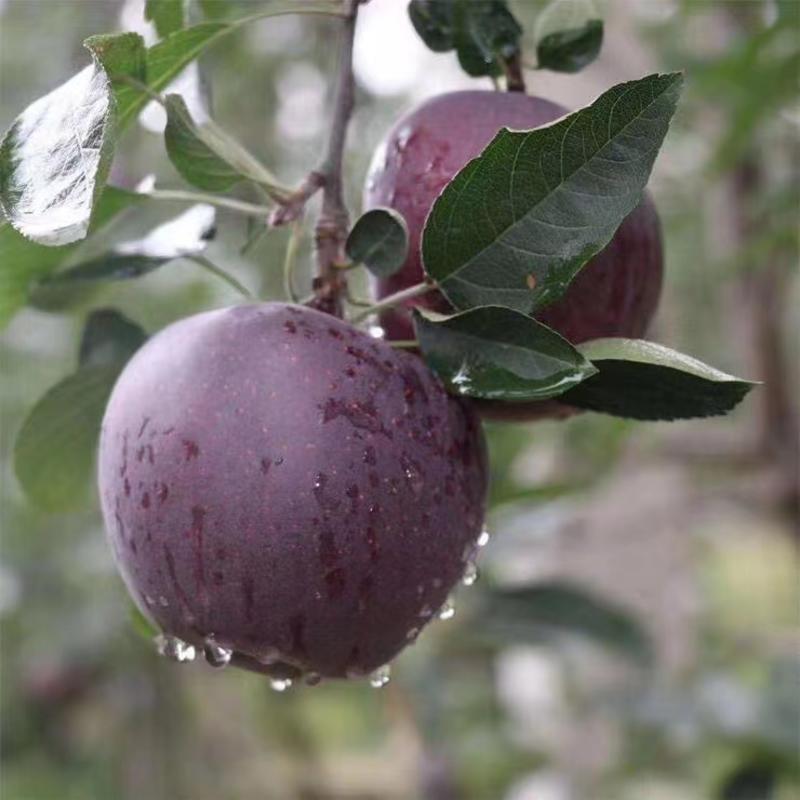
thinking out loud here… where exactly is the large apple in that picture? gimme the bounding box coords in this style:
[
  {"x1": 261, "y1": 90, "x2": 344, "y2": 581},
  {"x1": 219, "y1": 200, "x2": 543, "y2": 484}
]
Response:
[
  {"x1": 364, "y1": 91, "x2": 664, "y2": 420},
  {"x1": 99, "y1": 303, "x2": 488, "y2": 681}
]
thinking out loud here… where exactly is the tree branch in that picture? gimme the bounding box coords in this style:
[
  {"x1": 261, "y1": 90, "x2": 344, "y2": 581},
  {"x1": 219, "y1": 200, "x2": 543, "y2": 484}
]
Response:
[{"x1": 308, "y1": 0, "x2": 361, "y2": 317}]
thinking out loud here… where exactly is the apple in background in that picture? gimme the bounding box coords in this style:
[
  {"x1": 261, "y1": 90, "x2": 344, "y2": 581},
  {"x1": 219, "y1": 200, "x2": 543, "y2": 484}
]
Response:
[
  {"x1": 364, "y1": 90, "x2": 664, "y2": 421},
  {"x1": 98, "y1": 303, "x2": 487, "y2": 682}
]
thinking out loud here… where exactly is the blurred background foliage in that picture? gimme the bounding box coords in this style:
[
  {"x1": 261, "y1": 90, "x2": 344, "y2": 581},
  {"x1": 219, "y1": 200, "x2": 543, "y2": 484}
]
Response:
[{"x1": 0, "y1": 1, "x2": 798, "y2": 798}]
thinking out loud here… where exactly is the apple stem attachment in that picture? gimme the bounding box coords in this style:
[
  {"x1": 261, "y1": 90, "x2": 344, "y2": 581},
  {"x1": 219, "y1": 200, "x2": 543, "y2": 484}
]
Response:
[
  {"x1": 350, "y1": 281, "x2": 433, "y2": 324},
  {"x1": 503, "y1": 52, "x2": 527, "y2": 93}
]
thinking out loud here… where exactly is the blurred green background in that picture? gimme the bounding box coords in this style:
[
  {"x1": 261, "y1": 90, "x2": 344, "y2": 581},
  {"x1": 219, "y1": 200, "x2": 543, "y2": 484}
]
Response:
[{"x1": 1, "y1": 1, "x2": 798, "y2": 798}]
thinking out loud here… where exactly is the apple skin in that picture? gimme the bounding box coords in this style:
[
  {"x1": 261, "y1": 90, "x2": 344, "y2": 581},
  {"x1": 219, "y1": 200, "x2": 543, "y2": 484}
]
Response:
[
  {"x1": 98, "y1": 303, "x2": 487, "y2": 680},
  {"x1": 364, "y1": 91, "x2": 663, "y2": 420}
]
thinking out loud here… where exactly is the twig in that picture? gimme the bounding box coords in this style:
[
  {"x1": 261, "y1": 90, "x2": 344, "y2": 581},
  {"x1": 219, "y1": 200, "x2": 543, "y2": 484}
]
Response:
[
  {"x1": 282, "y1": 220, "x2": 303, "y2": 303},
  {"x1": 308, "y1": 0, "x2": 361, "y2": 317},
  {"x1": 269, "y1": 171, "x2": 325, "y2": 226},
  {"x1": 185, "y1": 254, "x2": 256, "y2": 299},
  {"x1": 144, "y1": 189, "x2": 273, "y2": 218},
  {"x1": 350, "y1": 281, "x2": 432, "y2": 324}
]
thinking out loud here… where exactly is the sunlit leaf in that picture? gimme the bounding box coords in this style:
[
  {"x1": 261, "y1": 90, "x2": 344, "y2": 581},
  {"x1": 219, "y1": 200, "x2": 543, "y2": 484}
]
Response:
[
  {"x1": 560, "y1": 338, "x2": 757, "y2": 420},
  {"x1": 0, "y1": 35, "x2": 144, "y2": 246},
  {"x1": 422, "y1": 73, "x2": 682, "y2": 314},
  {"x1": 414, "y1": 306, "x2": 596, "y2": 401}
]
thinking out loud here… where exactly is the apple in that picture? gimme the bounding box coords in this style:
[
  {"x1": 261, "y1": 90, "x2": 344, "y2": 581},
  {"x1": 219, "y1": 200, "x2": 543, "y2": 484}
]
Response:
[
  {"x1": 364, "y1": 90, "x2": 663, "y2": 420},
  {"x1": 98, "y1": 303, "x2": 488, "y2": 681}
]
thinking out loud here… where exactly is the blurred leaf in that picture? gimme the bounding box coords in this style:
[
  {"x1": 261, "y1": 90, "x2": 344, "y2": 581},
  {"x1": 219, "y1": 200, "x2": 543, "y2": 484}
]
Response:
[
  {"x1": 346, "y1": 208, "x2": 409, "y2": 277},
  {"x1": 79, "y1": 309, "x2": 148, "y2": 368},
  {"x1": 422, "y1": 73, "x2": 682, "y2": 314},
  {"x1": 534, "y1": 0, "x2": 603, "y2": 73},
  {"x1": 145, "y1": 0, "x2": 186, "y2": 38},
  {"x1": 0, "y1": 35, "x2": 143, "y2": 247},
  {"x1": 164, "y1": 94, "x2": 283, "y2": 193},
  {"x1": 560, "y1": 338, "x2": 756, "y2": 420},
  {"x1": 0, "y1": 187, "x2": 143, "y2": 327},
  {"x1": 408, "y1": 0, "x2": 522, "y2": 77},
  {"x1": 14, "y1": 366, "x2": 123, "y2": 512},
  {"x1": 39, "y1": 204, "x2": 215, "y2": 292},
  {"x1": 474, "y1": 581, "x2": 653, "y2": 665},
  {"x1": 14, "y1": 311, "x2": 146, "y2": 512},
  {"x1": 719, "y1": 762, "x2": 775, "y2": 800},
  {"x1": 414, "y1": 306, "x2": 596, "y2": 401}
]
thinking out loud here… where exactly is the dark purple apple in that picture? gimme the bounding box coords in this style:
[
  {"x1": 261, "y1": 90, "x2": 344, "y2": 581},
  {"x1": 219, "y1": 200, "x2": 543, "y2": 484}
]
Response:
[
  {"x1": 98, "y1": 303, "x2": 487, "y2": 682},
  {"x1": 364, "y1": 91, "x2": 663, "y2": 420}
]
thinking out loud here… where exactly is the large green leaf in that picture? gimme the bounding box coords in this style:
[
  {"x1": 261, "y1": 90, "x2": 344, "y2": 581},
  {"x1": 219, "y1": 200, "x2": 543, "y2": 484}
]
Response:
[
  {"x1": 0, "y1": 35, "x2": 143, "y2": 247},
  {"x1": 534, "y1": 0, "x2": 603, "y2": 74},
  {"x1": 473, "y1": 582, "x2": 653, "y2": 665},
  {"x1": 345, "y1": 208, "x2": 409, "y2": 278},
  {"x1": 422, "y1": 73, "x2": 682, "y2": 314},
  {"x1": 560, "y1": 338, "x2": 757, "y2": 420},
  {"x1": 14, "y1": 310, "x2": 146, "y2": 512},
  {"x1": 0, "y1": 187, "x2": 143, "y2": 327},
  {"x1": 414, "y1": 306, "x2": 596, "y2": 401}
]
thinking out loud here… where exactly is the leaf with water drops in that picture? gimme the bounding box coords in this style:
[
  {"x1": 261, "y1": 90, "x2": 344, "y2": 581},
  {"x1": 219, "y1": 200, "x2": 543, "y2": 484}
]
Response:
[
  {"x1": 421, "y1": 73, "x2": 683, "y2": 314},
  {"x1": 559, "y1": 338, "x2": 757, "y2": 420},
  {"x1": 14, "y1": 309, "x2": 147, "y2": 512},
  {"x1": 0, "y1": 34, "x2": 144, "y2": 247},
  {"x1": 164, "y1": 94, "x2": 284, "y2": 194},
  {"x1": 535, "y1": 0, "x2": 603, "y2": 73},
  {"x1": 414, "y1": 306, "x2": 596, "y2": 401},
  {"x1": 474, "y1": 581, "x2": 653, "y2": 665},
  {"x1": 145, "y1": 0, "x2": 187, "y2": 38},
  {"x1": 346, "y1": 208, "x2": 409, "y2": 278}
]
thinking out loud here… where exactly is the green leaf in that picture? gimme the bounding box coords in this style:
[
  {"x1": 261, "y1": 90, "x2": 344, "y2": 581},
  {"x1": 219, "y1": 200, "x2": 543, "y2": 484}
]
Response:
[
  {"x1": 14, "y1": 365, "x2": 123, "y2": 512},
  {"x1": 44, "y1": 255, "x2": 171, "y2": 286},
  {"x1": 534, "y1": 0, "x2": 603, "y2": 73},
  {"x1": 408, "y1": 0, "x2": 522, "y2": 77},
  {"x1": 413, "y1": 306, "x2": 596, "y2": 401},
  {"x1": 113, "y1": 1, "x2": 344, "y2": 131},
  {"x1": 474, "y1": 581, "x2": 653, "y2": 665},
  {"x1": 84, "y1": 32, "x2": 147, "y2": 83},
  {"x1": 164, "y1": 94, "x2": 281, "y2": 193},
  {"x1": 145, "y1": 0, "x2": 186, "y2": 38},
  {"x1": 537, "y1": 20, "x2": 603, "y2": 73},
  {"x1": 560, "y1": 338, "x2": 757, "y2": 420},
  {"x1": 346, "y1": 208, "x2": 409, "y2": 278},
  {"x1": 0, "y1": 35, "x2": 143, "y2": 247},
  {"x1": 0, "y1": 186, "x2": 143, "y2": 328},
  {"x1": 422, "y1": 73, "x2": 683, "y2": 314},
  {"x1": 14, "y1": 310, "x2": 146, "y2": 512},
  {"x1": 79, "y1": 309, "x2": 148, "y2": 368},
  {"x1": 130, "y1": 604, "x2": 159, "y2": 640}
]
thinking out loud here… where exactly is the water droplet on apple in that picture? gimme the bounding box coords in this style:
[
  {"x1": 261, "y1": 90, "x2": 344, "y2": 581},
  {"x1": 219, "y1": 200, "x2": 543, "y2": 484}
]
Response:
[
  {"x1": 369, "y1": 664, "x2": 391, "y2": 688},
  {"x1": 155, "y1": 634, "x2": 196, "y2": 663},
  {"x1": 203, "y1": 635, "x2": 232, "y2": 668},
  {"x1": 438, "y1": 601, "x2": 455, "y2": 621},
  {"x1": 270, "y1": 678, "x2": 292, "y2": 692}
]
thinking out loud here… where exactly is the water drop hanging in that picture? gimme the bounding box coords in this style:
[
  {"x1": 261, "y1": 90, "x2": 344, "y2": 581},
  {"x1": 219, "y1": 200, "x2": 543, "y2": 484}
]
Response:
[
  {"x1": 203, "y1": 636, "x2": 232, "y2": 668},
  {"x1": 369, "y1": 664, "x2": 391, "y2": 688},
  {"x1": 462, "y1": 561, "x2": 479, "y2": 586},
  {"x1": 477, "y1": 528, "x2": 490, "y2": 548},
  {"x1": 438, "y1": 600, "x2": 455, "y2": 621},
  {"x1": 270, "y1": 678, "x2": 292, "y2": 692}
]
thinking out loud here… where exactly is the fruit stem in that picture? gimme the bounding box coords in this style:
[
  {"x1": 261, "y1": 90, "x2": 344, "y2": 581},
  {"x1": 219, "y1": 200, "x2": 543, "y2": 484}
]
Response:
[
  {"x1": 503, "y1": 52, "x2": 527, "y2": 93},
  {"x1": 350, "y1": 281, "x2": 432, "y2": 324},
  {"x1": 309, "y1": 0, "x2": 361, "y2": 317},
  {"x1": 144, "y1": 189, "x2": 273, "y2": 218},
  {"x1": 186, "y1": 254, "x2": 256, "y2": 299}
]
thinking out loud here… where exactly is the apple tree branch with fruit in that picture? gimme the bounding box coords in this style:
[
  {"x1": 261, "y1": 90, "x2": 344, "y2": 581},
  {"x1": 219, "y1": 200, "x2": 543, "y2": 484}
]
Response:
[{"x1": 1, "y1": 0, "x2": 756, "y2": 688}]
